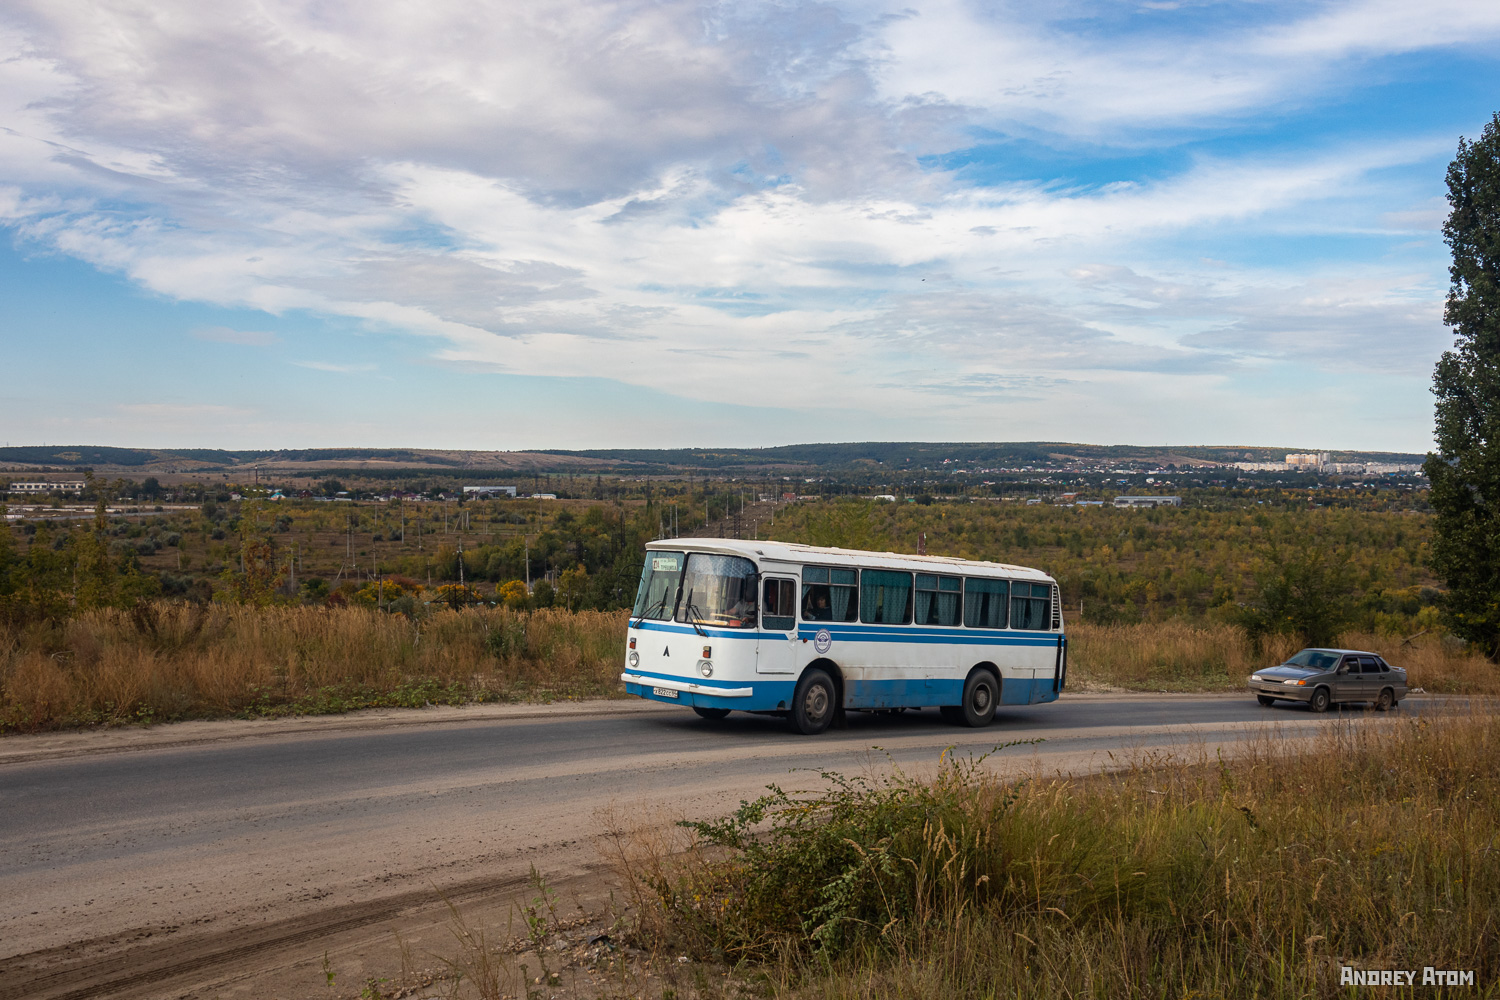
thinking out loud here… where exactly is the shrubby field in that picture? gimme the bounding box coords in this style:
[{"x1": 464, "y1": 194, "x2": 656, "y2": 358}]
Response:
[
  {"x1": 2, "y1": 493, "x2": 1497, "y2": 731},
  {"x1": 763, "y1": 498, "x2": 1438, "y2": 635}
]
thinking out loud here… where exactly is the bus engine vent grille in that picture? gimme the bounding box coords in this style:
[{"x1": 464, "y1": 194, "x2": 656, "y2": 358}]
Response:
[{"x1": 1051, "y1": 584, "x2": 1062, "y2": 630}]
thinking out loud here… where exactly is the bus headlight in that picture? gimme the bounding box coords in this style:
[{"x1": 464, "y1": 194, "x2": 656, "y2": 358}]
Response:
[
  {"x1": 628, "y1": 651, "x2": 640, "y2": 668},
  {"x1": 697, "y1": 659, "x2": 713, "y2": 678}
]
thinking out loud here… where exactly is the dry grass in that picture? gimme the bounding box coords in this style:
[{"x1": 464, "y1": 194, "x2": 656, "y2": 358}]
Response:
[
  {"x1": 1069, "y1": 620, "x2": 1500, "y2": 694},
  {"x1": 4, "y1": 605, "x2": 1497, "y2": 733},
  {"x1": 616, "y1": 708, "x2": 1500, "y2": 999},
  {"x1": 0, "y1": 603, "x2": 630, "y2": 731}
]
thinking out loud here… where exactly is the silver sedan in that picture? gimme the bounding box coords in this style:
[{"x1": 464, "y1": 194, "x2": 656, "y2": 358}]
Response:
[{"x1": 1248, "y1": 648, "x2": 1408, "y2": 712}]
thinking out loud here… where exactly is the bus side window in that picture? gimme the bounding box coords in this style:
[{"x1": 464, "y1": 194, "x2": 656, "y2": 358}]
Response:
[
  {"x1": 916, "y1": 574, "x2": 962, "y2": 626},
  {"x1": 763, "y1": 579, "x2": 795, "y2": 631},
  {"x1": 1011, "y1": 582, "x2": 1051, "y2": 630},
  {"x1": 964, "y1": 577, "x2": 1008, "y2": 628},
  {"x1": 802, "y1": 566, "x2": 858, "y2": 622},
  {"x1": 802, "y1": 566, "x2": 831, "y2": 621},
  {"x1": 861, "y1": 570, "x2": 913, "y2": 625}
]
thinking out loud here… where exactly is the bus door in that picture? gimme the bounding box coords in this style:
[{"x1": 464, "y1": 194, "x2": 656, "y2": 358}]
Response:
[{"x1": 757, "y1": 577, "x2": 798, "y2": 675}]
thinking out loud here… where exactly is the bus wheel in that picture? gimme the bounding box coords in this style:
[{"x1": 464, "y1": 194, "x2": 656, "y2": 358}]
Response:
[
  {"x1": 693, "y1": 707, "x2": 730, "y2": 721},
  {"x1": 791, "y1": 668, "x2": 836, "y2": 735},
  {"x1": 961, "y1": 671, "x2": 999, "y2": 728}
]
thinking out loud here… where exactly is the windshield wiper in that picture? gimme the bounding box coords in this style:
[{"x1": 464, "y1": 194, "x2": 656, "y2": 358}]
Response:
[
  {"x1": 631, "y1": 596, "x2": 667, "y2": 629},
  {"x1": 683, "y1": 590, "x2": 709, "y2": 638}
]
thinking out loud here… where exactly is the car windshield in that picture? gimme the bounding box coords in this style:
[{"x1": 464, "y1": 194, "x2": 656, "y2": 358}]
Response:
[
  {"x1": 1284, "y1": 649, "x2": 1341, "y2": 670},
  {"x1": 675, "y1": 553, "x2": 758, "y2": 629},
  {"x1": 632, "y1": 551, "x2": 684, "y2": 620}
]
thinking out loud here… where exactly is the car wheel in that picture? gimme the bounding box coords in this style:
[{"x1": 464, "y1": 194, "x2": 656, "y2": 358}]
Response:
[
  {"x1": 1256, "y1": 694, "x2": 1276, "y2": 706},
  {"x1": 1308, "y1": 686, "x2": 1331, "y2": 713},
  {"x1": 1374, "y1": 688, "x2": 1394, "y2": 712},
  {"x1": 791, "y1": 668, "x2": 836, "y2": 735},
  {"x1": 960, "y1": 670, "x2": 999, "y2": 728},
  {"x1": 693, "y1": 707, "x2": 731, "y2": 720}
]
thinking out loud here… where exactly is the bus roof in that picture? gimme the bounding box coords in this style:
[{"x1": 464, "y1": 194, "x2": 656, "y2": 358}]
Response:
[{"x1": 644, "y1": 537, "x2": 1055, "y2": 583}]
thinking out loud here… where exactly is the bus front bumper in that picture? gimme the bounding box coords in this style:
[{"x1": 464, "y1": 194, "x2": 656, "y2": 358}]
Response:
[{"x1": 620, "y1": 672, "x2": 755, "y2": 698}]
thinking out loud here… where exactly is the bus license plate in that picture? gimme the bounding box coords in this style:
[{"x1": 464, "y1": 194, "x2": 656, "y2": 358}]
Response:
[{"x1": 651, "y1": 687, "x2": 678, "y2": 699}]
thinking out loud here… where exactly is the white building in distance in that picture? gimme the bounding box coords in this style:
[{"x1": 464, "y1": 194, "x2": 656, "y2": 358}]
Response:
[{"x1": 8, "y1": 481, "x2": 86, "y2": 493}]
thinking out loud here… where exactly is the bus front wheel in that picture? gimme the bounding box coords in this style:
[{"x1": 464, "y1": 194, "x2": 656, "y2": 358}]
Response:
[
  {"x1": 791, "y1": 668, "x2": 836, "y2": 735},
  {"x1": 959, "y1": 670, "x2": 999, "y2": 728}
]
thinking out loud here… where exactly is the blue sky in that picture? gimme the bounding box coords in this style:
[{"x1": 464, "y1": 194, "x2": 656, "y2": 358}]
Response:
[{"x1": 2, "y1": 0, "x2": 1498, "y2": 452}]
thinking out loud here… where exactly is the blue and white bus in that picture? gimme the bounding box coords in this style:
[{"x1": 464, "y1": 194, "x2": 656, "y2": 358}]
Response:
[{"x1": 621, "y1": 539, "x2": 1066, "y2": 734}]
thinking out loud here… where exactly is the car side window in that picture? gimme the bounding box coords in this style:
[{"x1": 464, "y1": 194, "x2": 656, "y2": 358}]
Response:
[
  {"x1": 1339, "y1": 657, "x2": 1356, "y2": 674},
  {"x1": 1359, "y1": 656, "x2": 1381, "y2": 674}
]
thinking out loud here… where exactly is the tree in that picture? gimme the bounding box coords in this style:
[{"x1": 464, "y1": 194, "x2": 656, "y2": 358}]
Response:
[
  {"x1": 557, "y1": 564, "x2": 589, "y2": 611},
  {"x1": 1426, "y1": 112, "x2": 1500, "y2": 659},
  {"x1": 1232, "y1": 544, "x2": 1353, "y2": 650},
  {"x1": 498, "y1": 580, "x2": 529, "y2": 610}
]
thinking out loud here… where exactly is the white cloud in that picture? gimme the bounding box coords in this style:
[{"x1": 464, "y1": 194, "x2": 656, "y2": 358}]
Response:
[
  {"x1": 0, "y1": 0, "x2": 1482, "y2": 449},
  {"x1": 873, "y1": 0, "x2": 1500, "y2": 137}
]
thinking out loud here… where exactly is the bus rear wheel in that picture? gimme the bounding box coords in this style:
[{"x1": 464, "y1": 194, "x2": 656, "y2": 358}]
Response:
[
  {"x1": 960, "y1": 670, "x2": 999, "y2": 728},
  {"x1": 693, "y1": 707, "x2": 730, "y2": 720},
  {"x1": 791, "y1": 668, "x2": 836, "y2": 735}
]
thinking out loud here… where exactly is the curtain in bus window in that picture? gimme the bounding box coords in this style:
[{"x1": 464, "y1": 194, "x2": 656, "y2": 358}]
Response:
[
  {"x1": 1010, "y1": 582, "x2": 1052, "y2": 630},
  {"x1": 914, "y1": 575, "x2": 935, "y2": 625},
  {"x1": 964, "y1": 578, "x2": 1008, "y2": 628},
  {"x1": 830, "y1": 568, "x2": 859, "y2": 622},
  {"x1": 915, "y1": 574, "x2": 962, "y2": 626},
  {"x1": 803, "y1": 567, "x2": 858, "y2": 622},
  {"x1": 861, "y1": 570, "x2": 912, "y2": 625},
  {"x1": 936, "y1": 576, "x2": 960, "y2": 625}
]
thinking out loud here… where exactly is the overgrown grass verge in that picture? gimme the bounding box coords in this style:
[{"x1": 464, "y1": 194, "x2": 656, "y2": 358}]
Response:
[
  {"x1": 4, "y1": 605, "x2": 1495, "y2": 734},
  {"x1": 1068, "y1": 621, "x2": 1500, "y2": 694},
  {"x1": 612, "y1": 711, "x2": 1500, "y2": 998},
  {"x1": 0, "y1": 603, "x2": 629, "y2": 732}
]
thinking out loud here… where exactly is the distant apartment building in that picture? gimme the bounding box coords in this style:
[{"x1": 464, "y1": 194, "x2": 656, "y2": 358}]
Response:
[
  {"x1": 1325, "y1": 462, "x2": 1426, "y2": 475},
  {"x1": 462, "y1": 485, "x2": 518, "y2": 498},
  {"x1": 1286, "y1": 452, "x2": 1331, "y2": 469},
  {"x1": 8, "y1": 481, "x2": 85, "y2": 493},
  {"x1": 1113, "y1": 496, "x2": 1182, "y2": 508}
]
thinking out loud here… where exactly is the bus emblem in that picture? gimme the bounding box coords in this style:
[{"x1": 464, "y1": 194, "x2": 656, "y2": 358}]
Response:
[{"x1": 814, "y1": 629, "x2": 833, "y2": 654}]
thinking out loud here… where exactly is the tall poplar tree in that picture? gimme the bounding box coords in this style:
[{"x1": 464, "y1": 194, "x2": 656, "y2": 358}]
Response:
[{"x1": 1426, "y1": 112, "x2": 1500, "y2": 660}]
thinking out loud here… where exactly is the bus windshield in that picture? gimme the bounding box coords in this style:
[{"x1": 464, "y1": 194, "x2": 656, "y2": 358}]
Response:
[
  {"x1": 675, "y1": 553, "x2": 758, "y2": 629},
  {"x1": 632, "y1": 551, "x2": 684, "y2": 620}
]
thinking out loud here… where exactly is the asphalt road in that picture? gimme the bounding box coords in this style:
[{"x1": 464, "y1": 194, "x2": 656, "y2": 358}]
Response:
[{"x1": 0, "y1": 693, "x2": 1429, "y2": 999}]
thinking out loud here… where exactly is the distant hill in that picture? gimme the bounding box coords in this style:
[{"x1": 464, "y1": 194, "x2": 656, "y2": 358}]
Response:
[
  {"x1": 538, "y1": 442, "x2": 1427, "y2": 469},
  {"x1": 0, "y1": 442, "x2": 1427, "y2": 476}
]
